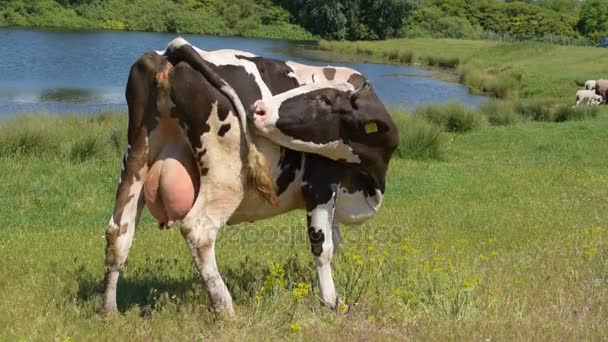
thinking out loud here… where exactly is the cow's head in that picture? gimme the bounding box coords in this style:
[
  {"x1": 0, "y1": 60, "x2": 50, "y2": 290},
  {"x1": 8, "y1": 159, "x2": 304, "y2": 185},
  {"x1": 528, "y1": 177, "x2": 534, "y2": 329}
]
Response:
[{"x1": 252, "y1": 81, "x2": 398, "y2": 167}]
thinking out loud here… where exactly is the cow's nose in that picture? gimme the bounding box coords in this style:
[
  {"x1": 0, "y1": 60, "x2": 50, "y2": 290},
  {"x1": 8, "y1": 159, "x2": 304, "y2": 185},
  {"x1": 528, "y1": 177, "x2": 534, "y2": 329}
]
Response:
[
  {"x1": 253, "y1": 100, "x2": 268, "y2": 119},
  {"x1": 255, "y1": 108, "x2": 266, "y2": 117}
]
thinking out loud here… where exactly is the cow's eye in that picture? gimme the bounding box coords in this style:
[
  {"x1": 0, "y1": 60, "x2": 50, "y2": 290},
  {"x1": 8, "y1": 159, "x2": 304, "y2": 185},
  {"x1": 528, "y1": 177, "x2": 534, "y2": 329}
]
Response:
[
  {"x1": 351, "y1": 96, "x2": 359, "y2": 110},
  {"x1": 319, "y1": 95, "x2": 332, "y2": 106}
]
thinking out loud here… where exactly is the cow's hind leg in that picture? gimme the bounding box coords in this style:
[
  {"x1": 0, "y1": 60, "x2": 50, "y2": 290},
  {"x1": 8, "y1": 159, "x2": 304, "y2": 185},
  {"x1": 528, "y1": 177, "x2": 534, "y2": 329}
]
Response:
[
  {"x1": 170, "y1": 60, "x2": 246, "y2": 317},
  {"x1": 100, "y1": 52, "x2": 162, "y2": 315},
  {"x1": 101, "y1": 134, "x2": 148, "y2": 315},
  {"x1": 180, "y1": 169, "x2": 243, "y2": 317}
]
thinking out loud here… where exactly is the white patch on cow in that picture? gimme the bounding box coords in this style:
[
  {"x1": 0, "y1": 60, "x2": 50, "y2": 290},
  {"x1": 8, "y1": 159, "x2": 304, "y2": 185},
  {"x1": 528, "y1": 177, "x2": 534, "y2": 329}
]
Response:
[
  {"x1": 118, "y1": 176, "x2": 143, "y2": 226},
  {"x1": 335, "y1": 188, "x2": 383, "y2": 225},
  {"x1": 286, "y1": 71, "x2": 298, "y2": 81},
  {"x1": 167, "y1": 36, "x2": 191, "y2": 51},
  {"x1": 118, "y1": 144, "x2": 131, "y2": 184},
  {"x1": 276, "y1": 135, "x2": 360, "y2": 163},
  {"x1": 286, "y1": 61, "x2": 362, "y2": 86}
]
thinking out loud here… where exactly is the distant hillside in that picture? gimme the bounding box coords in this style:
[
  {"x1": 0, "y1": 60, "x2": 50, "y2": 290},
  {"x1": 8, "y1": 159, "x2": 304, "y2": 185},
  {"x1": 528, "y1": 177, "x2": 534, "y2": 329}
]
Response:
[{"x1": 0, "y1": 0, "x2": 315, "y2": 40}]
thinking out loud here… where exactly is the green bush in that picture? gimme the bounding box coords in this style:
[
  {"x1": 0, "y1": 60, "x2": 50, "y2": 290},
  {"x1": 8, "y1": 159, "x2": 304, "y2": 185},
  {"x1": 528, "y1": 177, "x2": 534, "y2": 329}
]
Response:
[
  {"x1": 0, "y1": 128, "x2": 60, "y2": 158},
  {"x1": 478, "y1": 100, "x2": 521, "y2": 126},
  {"x1": 383, "y1": 50, "x2": 400, "y2": 61},
  {"x1": 399, "y1": 51, "x2": 414, "y2": 63},
  {"x1": 459, "y1": 63, "x2": 522, "y2": 99},
  {"x1": 70, "y1": 136, "x2": 102, "y2": 163},
  {"x1": 0, "y1": 114, "x2": 126, "y2": 161},
  {"x1": 390, "y1": 109, "x2": 445, "y2": 160},
  {"x1": 553, "y1": 104, "x2": 600, "y2": 122},
  {"x1": 514, "y1": 98, "x2": 556, "y2": 122},
  {"x1": 415, "y1": 102, "x2": 486, "y2": 133},
  {"x1": 422, "y1": 56, "x2": 460, "y2": 68}
]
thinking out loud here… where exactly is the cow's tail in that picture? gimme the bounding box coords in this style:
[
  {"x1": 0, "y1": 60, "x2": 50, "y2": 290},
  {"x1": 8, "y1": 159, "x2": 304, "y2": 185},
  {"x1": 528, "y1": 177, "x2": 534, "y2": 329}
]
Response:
[{"x1": 165, "y1": 39, "x2": 277, "y2": 205}]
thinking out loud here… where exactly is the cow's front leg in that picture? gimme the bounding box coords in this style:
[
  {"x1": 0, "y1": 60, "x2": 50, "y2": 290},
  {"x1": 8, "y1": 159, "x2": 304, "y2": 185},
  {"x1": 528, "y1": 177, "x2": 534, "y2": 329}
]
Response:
[
  {"x1": 304, "y1": 185, "x2": 339, "y2": 309},
  {"x1": 332, "y1": 221, "x2": 341, "y2": 252},
  {"x1": 101, "y1": 135, "x2": 148, "y2": 315}
]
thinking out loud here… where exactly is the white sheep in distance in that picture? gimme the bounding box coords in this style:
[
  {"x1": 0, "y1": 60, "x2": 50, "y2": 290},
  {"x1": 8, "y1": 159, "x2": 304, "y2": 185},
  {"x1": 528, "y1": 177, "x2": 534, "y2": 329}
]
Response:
[
  {"x1": 585, "y1": 80, "x2": 597, "y2": 91},
  {"x1": 575, "y1": 89, "x2": 603, "y2": 106}
]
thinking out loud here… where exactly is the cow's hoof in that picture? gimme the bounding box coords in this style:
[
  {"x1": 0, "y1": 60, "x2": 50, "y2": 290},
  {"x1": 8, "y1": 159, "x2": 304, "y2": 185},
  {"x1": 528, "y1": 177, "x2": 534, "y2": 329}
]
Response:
[
  {"x1": 212, "y1": 306, "x2": 236, "y2": 321},
  {"x1": 332, "y1": 298, "x2": 350, "y2": 316},
  {"x1": 98, "y1": 305, "x2": 118, "y2": 317}
]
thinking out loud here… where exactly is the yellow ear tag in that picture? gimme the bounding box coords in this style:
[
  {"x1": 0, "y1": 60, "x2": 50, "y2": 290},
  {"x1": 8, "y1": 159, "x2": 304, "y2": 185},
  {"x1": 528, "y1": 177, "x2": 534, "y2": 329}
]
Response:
[{"x1": 365, "y1": 121, "x2": 378, "y2": 134}]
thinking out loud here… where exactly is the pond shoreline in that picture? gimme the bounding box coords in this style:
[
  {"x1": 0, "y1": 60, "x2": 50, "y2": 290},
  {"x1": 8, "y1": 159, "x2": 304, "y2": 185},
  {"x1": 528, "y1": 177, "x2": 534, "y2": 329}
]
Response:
[{"x1": 0, "y1": 28, "x2": 488, "y2": 116}]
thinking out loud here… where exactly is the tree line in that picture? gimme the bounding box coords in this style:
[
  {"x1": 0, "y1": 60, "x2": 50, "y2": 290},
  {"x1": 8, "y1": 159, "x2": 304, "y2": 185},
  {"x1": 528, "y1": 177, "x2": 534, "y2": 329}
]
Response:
[
  {"x1": 0, "y1": 0, "x2": 314, "y2": 40},
  {"x1": 0, "y1": 0, "x2": 607, "y2": 42},
  {"x1": 280, "y1": 0, "x2": 608, "y2": 42}
]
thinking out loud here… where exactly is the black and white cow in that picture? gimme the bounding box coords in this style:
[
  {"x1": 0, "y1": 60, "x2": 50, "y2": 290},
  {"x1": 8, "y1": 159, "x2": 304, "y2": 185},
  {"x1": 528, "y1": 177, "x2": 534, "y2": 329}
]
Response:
[{"x1": 101, "y1": 38, "x2": 398, "y2": 317}]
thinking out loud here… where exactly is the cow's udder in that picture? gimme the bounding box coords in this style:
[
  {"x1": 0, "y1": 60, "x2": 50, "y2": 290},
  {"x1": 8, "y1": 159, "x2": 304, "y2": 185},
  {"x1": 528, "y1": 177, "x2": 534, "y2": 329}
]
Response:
[{"x1": 144, "y1": 152, "x2": 199, "y2": 228}]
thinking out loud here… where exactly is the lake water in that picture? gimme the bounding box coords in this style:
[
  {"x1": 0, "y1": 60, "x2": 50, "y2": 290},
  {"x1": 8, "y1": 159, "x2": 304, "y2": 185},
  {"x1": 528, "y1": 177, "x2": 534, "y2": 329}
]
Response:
[{"x1": 0, "y1": 28, "x2": 487, "y2": 116}]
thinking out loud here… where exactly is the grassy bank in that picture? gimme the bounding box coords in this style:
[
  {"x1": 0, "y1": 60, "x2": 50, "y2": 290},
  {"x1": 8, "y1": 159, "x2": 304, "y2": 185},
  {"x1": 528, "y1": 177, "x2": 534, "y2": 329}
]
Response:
[
  {"x1": 1, "y1": 109, "x2": 607, "y2": 339},
  {"x1": 320, "y1": 39, "x2": 608, "y2": 100},
  {"x1": 392, "y1": 99, "x2": 600, "y2": 160}
]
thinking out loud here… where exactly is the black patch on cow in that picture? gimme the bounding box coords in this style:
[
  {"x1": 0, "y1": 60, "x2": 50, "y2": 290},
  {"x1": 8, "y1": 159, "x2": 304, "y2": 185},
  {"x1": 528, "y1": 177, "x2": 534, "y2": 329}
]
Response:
[
  {"x1": 301, "y1": 154, "x2": 343, "y2": 207},
  {"x1": 341, "y1": 168, "x2": 382, "y2": 196},
  {"x1": 207, "y1": 63, "x2": 262, "y2": 112},
  {"x1": 196, "y1": 148, "x2": 207, "y2": 160},
  {"x1": 217, "y1": 123, "x2": 231, "y2": 137},
  {"x1": 217, "y1": 102, "x2": 232, "y2": 122},
  {"x1": 323, "y1": 67, "x2": 336, "y2": 81},
  {"x1": 165, "y1": 44, "x2": 249, "y2": 126},
  {"x1": 169, "y1": 62, "x2": 222, "y2": 152},
  {"x1": 127, "y1": 52, "x2": 170, "y2": 140},
  {"x1": 275, "y1": 148, "x2": 302, "y2": 196},
  {"x1": 308, "y1": 224, "x2": 325, "y2": 257},
  {"x1": 347, "y1": 73, "x2": 366, "y2": 90},
  {"x1": 236, "y1": 55, "x2": 300, "y2": 95},
  {"x1": 276, "y1": 88, "x2": 349, "y2": 145}
]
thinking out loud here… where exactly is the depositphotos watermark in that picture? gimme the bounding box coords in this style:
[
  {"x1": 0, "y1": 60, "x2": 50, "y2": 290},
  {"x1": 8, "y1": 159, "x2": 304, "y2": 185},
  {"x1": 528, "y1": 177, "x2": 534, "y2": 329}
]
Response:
[{"x1": 218, "y1": 222, "x2": 405, "y2": 248}]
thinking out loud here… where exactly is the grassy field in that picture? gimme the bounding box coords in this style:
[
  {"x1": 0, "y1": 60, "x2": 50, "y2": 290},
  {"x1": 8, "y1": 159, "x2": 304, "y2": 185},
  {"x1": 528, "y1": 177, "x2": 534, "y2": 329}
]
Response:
[
  {"x1": 320, "y1": 38, "x2": 608, "y2": 100},
  {"x1": 1, "y1": 108, "x2": 607, "y2": 340}
]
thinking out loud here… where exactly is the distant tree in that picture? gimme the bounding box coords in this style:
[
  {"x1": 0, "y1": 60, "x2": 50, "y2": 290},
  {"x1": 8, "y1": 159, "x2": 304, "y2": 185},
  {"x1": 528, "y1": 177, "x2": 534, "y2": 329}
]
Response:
[
  {"x1": 275, "y1": 0, "x2": 415, "y2": 40},
  {"x1": 407, "y1": 0, "x2": 578, "y2": 40},
  {"x1": 358, "y1": 0, "x2": 415, "y2": 39},
  {"x1": 510, "y1": 0, "x2": 581, "y2": 14},
  {"x1": 577, "y1": 0, "x2": 608, "y2": 42}
]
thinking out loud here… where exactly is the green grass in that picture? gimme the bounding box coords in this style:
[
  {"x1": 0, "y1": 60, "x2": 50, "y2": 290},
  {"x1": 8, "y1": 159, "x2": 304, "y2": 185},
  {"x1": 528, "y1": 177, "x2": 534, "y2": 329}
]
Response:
[
  {"x1": 319, "y1": 38, "x2": 608, "y2": 100},
  {"x1": 1, "y1": 111, "x2": 608, "y2": 339}
]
